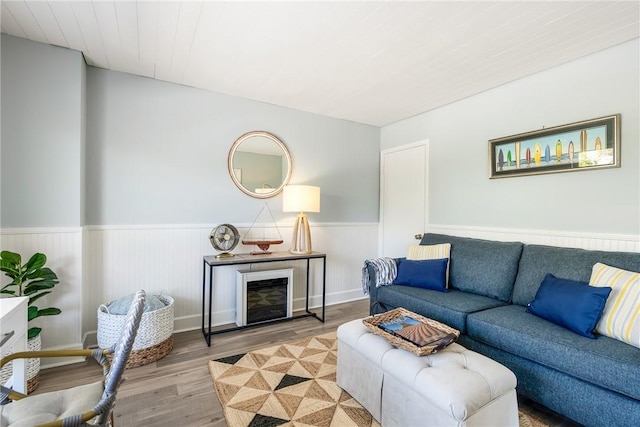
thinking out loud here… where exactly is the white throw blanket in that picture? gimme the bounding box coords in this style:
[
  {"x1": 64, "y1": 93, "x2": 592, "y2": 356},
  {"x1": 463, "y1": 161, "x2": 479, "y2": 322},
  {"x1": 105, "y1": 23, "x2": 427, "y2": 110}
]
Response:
[{"x1": 362, "y1": 257, "x2": 397, "y2": 296}]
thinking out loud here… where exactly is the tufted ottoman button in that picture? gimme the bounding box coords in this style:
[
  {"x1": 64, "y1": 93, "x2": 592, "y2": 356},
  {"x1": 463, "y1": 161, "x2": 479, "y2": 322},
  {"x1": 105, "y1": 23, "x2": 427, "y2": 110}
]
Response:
[{"x1": 337, "y1": 319, "x2": 519, "y2": 427}]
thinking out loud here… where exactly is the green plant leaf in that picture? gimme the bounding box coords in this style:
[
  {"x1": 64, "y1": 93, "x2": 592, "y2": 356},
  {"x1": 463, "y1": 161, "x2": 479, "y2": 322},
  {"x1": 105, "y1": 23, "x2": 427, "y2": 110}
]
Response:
[
  {"x1": 0, "y1": 289, "x2": 16, "y2": 295},
  {"x1": 27, "y1": 290, "x2": 52, "y2": 306},
  {"x1": 37, "y1": 307, "x2": 61, "y2": 317},
  {"x1": 24, "y1": 253, "x2": 46, "y2": 276},
  {"x1": 24, "y1": 279, "x2": 58, "y2": 294},
  {"x1": 1, "y1": 280, "x2": 21, "y2": 290},
  {"x1": 28, "y1": 327, "x2": 41, "y2": 340},
  {"x1": 0, "y1": 263, "x2": 21, "y2": 278},
  {"x1": 7, "y1": 278, "x2": 22, "y2": 289},
  {"x1": 28, "y1": 305, "x2": 38, "y2": 321},
  {"x1": 26, "y1": 267, "x2": 58, "y2": 281},
  {"x1": 27, "y1": 305, "x2": 61, "y2": 321},
  {"x1": 0, "y1": 251, "x2": 21, "y2": 265}
]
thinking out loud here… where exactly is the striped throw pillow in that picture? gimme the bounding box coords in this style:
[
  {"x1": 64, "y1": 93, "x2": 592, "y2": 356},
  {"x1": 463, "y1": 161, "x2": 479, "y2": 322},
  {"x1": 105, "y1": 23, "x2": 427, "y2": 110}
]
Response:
[
  {"x1": 589, "y1": 262, "x2": 640, "y2": 348},
  {"x1": 407, "y1": 243, "x2": 451, "y2": 287}
]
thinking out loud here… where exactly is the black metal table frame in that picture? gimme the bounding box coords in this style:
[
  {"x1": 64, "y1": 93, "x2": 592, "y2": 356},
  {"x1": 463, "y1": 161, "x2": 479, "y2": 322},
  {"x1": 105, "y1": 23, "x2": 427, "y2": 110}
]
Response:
[{"x1": 201, "y1": 251, "x2": 326, "y2": 346}]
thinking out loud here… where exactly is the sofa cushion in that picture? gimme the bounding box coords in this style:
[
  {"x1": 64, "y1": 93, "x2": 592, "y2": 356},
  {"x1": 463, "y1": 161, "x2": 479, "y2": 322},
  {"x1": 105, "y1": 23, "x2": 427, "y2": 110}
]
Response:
[
  {"x1": 393, "y1": 258, "x2": 448, "y2": 292},
  {"x1": 420, "y1": 233, "x2": 523, "y2": 302},
  {"x1": 407, "y1": 243, "x2": 452, "y2": 286},
  {"x1": 527, "y1": 273, "x2": 611, "y2": 338},
  {"x1": 512, "y1": 244, "x2": 640, "y2": 306},
  {"x1": 376, "y1": 285, "x2": 507, "y2": 333},
  {"x1": 467, "y1": 305, "x2": 640, "y2": 400},
  {"x1": 589, "y1": 263, "x2": 640, "y2": 348}
]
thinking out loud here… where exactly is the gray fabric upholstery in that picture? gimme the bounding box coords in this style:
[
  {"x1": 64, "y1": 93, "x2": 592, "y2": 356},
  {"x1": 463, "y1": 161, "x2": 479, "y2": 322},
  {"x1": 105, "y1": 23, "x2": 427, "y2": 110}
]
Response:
[
  {"x1": 376, "y1": 285, "x2": 506, "y2": 332},
  {"x1": 420, "y1": 233, "x2": 523, "y2": 302},
  {"x1": 466, "y1": 305, "x2": 640, "y2": 400},
  {"x1": 512, "y1": 244, "x2": 640, "y2": 306},
  {"x1": 0, "y1": 381, "x2": 103, "y2": 427}
]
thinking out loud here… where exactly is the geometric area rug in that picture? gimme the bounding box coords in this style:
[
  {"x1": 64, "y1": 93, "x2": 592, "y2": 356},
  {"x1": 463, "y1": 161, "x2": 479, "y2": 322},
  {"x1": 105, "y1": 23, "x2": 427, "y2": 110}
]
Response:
[
  {"x1": 209, "y1": 332, "x2": 377, "y2": 427},
  {"x1": 209, "y1": 332, "x2": 548, "y2": 427}
]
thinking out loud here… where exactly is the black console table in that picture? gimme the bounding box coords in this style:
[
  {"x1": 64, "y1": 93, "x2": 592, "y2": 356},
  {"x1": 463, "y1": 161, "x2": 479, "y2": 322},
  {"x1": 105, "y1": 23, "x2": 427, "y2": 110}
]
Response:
[{"x1": 201, "y1": 251, "x2": 326, "y2": 346}]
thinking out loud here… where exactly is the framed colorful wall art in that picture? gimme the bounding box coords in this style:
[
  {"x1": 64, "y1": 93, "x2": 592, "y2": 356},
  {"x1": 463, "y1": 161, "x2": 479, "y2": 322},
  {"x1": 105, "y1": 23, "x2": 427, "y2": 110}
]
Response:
[{"x1": 489, "y1": 114, "x2": 620, "y2": 179}]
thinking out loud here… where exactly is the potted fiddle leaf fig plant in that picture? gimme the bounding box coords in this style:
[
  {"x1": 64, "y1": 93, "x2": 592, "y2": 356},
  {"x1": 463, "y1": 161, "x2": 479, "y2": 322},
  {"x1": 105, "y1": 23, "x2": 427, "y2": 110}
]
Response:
[
  {"x1": 0, "y1": 250, "x2": 61, "y2": 393},
  {"x1": 0, "y1": 251, "x2": 61, "y2": 339}
]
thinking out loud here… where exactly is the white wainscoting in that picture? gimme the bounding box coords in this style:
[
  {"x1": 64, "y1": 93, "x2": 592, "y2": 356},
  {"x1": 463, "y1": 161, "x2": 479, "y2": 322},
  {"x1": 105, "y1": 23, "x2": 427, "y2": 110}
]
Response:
[
  {"x1": 2, "y1": 223, "x2": 638, "y2": 365},
  {"x1": 0, "y1": 228, "x2": 84, "y2": 368},
  {"x1": 82, "y1": 222, "x2": 379, "y2": 343},
  {"x1": 427, "y1": 224, "x2": 640, "y2": 252}
]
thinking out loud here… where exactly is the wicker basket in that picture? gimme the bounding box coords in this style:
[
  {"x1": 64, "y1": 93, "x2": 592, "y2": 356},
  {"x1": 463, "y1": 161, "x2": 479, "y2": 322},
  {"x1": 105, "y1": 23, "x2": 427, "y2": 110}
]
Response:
[
  {"x1": 0, "y1": 334, "x2": 41, "y2": 394},
  {"x1": 362, "y1": 307, "x2": 460, "y2": 356},
  {"x1": 97, "y1": 294, "x2": 174, "y2": 368}
]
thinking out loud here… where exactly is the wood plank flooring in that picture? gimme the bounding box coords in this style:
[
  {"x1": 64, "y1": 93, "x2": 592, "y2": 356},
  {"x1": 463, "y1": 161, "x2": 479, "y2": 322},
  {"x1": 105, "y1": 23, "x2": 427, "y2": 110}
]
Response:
[{"x1": 34, "y1": 299, "x2": 579, "y2": 426}]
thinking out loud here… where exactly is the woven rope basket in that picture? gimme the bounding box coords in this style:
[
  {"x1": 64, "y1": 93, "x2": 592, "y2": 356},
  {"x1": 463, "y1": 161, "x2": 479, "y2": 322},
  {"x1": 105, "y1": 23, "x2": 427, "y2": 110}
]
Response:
[
  {"x1": 363, "y1": 307, "x2": 460, "y2": 356},
  {"x1": 97, "y1": 294, "x2": 174, "y2": 368},
  {"x1": 0, "y1": 334, "x2": 41, "y2": 394}
]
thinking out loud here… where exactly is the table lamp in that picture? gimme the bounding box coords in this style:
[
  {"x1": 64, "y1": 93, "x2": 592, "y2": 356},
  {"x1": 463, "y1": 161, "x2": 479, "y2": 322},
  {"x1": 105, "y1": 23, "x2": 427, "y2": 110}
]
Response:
[{"x1": 282, "y1": 185, "x2": 320, "y2": 254}]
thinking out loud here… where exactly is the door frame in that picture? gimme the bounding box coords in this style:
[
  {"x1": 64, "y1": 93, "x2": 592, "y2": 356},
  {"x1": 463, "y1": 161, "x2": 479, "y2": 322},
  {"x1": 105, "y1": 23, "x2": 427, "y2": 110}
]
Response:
[{"x1": 379, "y1": 140, "x2": 429, "y2": 257}]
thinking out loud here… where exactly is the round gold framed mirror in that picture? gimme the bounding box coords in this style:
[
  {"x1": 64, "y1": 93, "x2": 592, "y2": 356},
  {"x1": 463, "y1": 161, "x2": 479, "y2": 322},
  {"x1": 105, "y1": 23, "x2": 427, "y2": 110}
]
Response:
[{"x1": 228, "y1": 131, "x2": 292, "y2": 198}]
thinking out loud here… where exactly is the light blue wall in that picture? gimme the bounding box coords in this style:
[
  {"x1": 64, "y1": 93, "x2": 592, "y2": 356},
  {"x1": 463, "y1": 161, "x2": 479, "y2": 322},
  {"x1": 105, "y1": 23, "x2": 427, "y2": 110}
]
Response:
[
  {"x1": 382, "y1": 39, "x2": 640, "y2": 235},
  {"x1": 85, "y1": 68, "x2": 380, "y2": 225},
  {"x1": 0, "y1": 36, "x2": 379, "y2": 227},
  {"x1": 1, "y1": 35, "x2": 85, "y2": 227}
]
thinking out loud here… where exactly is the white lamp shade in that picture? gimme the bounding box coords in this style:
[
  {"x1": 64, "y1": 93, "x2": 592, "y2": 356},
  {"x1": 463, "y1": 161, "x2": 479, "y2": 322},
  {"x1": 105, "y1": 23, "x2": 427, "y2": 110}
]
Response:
[{"x1": 282, "y1": 185, "x2": 320, "y2": 213}]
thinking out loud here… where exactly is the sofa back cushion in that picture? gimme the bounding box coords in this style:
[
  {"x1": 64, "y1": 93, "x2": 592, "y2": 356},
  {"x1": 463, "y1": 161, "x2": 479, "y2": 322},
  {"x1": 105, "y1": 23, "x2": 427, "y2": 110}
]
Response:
[
  {"x1": 420, "y1": 233, "x2": 523, "y2": 302},
  {"x1": 512, "y1": 244, "x2": 640, "y2": 306}
]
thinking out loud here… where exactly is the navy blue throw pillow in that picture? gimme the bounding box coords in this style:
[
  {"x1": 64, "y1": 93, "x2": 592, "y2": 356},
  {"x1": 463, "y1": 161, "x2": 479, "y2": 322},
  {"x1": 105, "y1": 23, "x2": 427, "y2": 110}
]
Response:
[
  {"x1": 393, "y1": 258, "x2": 449, "y2": 292},
  {"x1": 527, "y1": 273, "x2": 612, "y2": 338}
]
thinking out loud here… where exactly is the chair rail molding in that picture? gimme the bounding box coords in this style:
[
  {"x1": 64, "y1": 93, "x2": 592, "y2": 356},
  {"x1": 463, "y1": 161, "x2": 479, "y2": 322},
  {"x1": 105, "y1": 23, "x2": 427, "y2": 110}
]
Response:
[{"x1": 428, "y1": 224, "x2": 639, "y2": 252}]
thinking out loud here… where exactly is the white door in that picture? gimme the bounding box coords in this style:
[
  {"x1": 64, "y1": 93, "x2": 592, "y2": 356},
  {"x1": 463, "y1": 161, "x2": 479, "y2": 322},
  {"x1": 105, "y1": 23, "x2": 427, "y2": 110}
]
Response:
[{"x1": 380, "y1": 141, "x2": 428, "y2": 257}]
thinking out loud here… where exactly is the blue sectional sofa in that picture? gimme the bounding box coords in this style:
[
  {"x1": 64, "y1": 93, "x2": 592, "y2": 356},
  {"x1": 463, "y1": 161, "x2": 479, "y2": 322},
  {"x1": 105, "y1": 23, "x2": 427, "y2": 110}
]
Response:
[{"x1": 367, "y1": 233, "x2": 640, "y2": 427}]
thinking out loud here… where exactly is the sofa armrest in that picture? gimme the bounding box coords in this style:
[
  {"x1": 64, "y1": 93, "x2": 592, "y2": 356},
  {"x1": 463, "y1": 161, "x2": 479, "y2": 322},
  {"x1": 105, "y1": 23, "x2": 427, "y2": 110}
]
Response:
[{"x1": 367, "y1": 257, "x2": 402, "y2": 314}]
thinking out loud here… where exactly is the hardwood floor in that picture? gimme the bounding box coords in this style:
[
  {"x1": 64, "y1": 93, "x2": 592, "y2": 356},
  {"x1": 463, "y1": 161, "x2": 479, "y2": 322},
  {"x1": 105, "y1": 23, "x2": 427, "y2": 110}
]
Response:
[{"x1": 35, "y1": 299, "x2": 578, "y2": 426}]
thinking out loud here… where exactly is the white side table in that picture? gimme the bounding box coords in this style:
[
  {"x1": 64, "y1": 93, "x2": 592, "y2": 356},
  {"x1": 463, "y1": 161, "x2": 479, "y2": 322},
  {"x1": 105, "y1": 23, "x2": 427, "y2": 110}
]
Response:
[{"x1": 1, "y1": 297, "x2": 28, "y2": 394}]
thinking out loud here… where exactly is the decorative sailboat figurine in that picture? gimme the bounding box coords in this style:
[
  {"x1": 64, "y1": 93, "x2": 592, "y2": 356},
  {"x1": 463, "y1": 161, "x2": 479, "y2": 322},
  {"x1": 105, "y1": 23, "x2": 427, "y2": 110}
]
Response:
[{"x1": 242, "y1": 202, "x2": 284, "y2": 255}]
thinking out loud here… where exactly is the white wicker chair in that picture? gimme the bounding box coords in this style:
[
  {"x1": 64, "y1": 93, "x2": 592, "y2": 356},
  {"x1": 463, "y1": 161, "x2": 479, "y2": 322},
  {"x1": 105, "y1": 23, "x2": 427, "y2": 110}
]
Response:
[{"x1": 0, "y1": 290, "x2": 146, "y2": 427}]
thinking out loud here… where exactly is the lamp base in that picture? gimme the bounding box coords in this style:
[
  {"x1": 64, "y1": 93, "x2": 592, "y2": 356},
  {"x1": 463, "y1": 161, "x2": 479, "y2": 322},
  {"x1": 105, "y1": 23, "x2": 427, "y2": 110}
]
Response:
[
  {"x1": 290, "y1": 212, "x2": 312, "y2": 254},
  {"x1": 289, "y1": 249, "x2": 312, "y2": 255}
]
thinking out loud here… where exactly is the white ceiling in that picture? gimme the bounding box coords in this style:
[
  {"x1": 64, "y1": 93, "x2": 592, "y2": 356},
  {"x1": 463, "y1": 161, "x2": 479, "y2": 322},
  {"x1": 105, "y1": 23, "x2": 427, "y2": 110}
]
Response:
[{"x1": 1, "y1": 1, "x2": 639, "y2": 127}]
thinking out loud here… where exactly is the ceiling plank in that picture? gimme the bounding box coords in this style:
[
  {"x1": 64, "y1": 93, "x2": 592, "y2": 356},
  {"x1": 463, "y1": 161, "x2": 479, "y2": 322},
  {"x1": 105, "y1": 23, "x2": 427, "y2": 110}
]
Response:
[
  {"x1": 92, "y1": 1, "x2": 119, "y2": 68},
  {"x1": 4, "y1": 0, "x2": 47, "y2": 42},
  {"x1": 168, "y1": 0, "x2": 203, "y2": 83},
  {"x1": 114, "y1": 1, "x2": 138, "y2": 60},
  {"x1": 1, "y1": 2, "x2": 27, "y2": 38},
  {"x1": 1, "y1": 0, "x2": 638, "y2": 126},
  {"x1": 136, "y1": 0, "x2": 158, "y2": 78},
  {"x1": 48, "y1": 1, "x2": 90, "y2": 63},
  {"x1": 69, "y1": 1, "x2": 109, "y2": 68},
  {"x1": 153, "y1": 0, "x2": 181, "y2": 82},
  {"x1": 181, "y1": 1, "x2": 225, "y2": 90},
  {"x1": 24, "y1": 1, "x2": 67, "y2": 47}
]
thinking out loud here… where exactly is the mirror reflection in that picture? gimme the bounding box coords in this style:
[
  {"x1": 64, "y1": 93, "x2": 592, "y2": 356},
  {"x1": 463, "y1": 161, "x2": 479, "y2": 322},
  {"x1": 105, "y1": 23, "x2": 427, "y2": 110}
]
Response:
[{"x1": 228, "y1": 131, "x2": 292, "y2": 198}]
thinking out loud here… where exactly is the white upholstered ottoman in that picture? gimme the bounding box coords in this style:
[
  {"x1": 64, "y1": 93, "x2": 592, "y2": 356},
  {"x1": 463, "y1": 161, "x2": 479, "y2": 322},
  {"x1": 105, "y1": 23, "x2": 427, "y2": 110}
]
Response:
[{"x1": 337, "y1": 319, "x2": 519, "y2": 427}]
